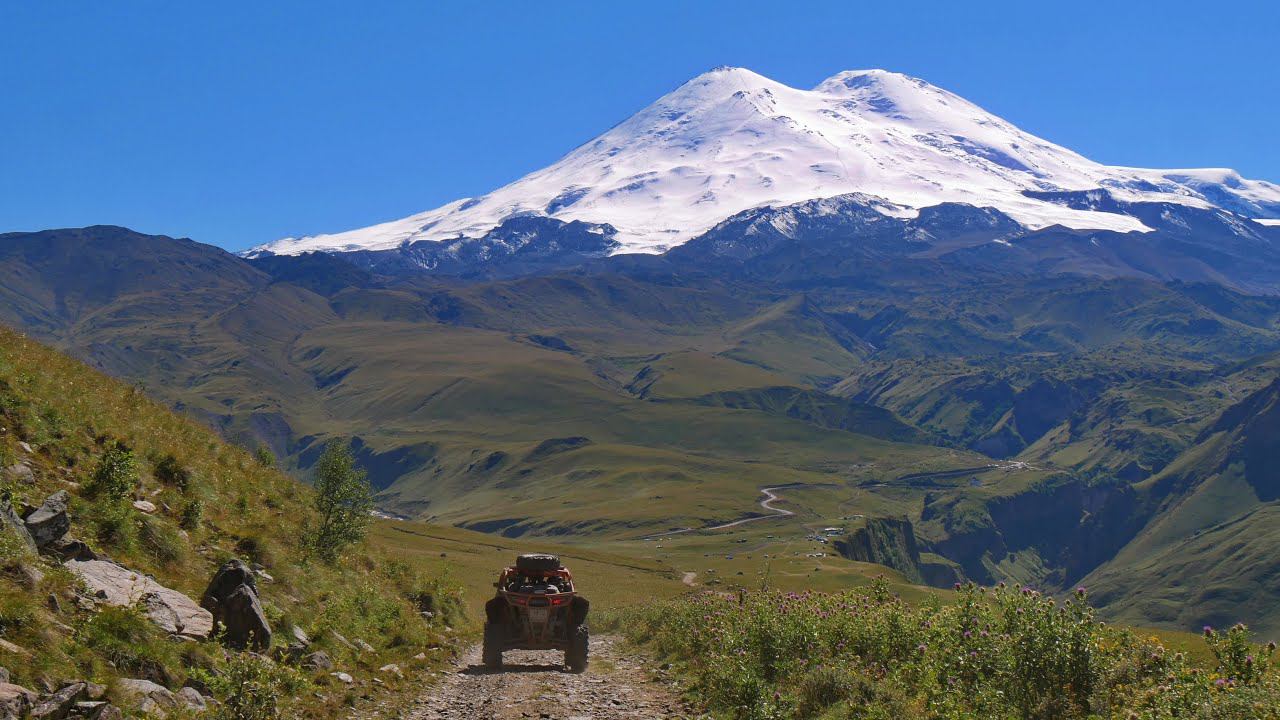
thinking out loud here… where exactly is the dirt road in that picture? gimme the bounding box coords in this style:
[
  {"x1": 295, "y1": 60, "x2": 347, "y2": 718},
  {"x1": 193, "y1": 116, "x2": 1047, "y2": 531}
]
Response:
[
  {"x1": 402, "y1": 635, "x2": 697, "y2": 719},
  {"x1": 645, "y1": 484, "x2": 797, "y2": 539}
]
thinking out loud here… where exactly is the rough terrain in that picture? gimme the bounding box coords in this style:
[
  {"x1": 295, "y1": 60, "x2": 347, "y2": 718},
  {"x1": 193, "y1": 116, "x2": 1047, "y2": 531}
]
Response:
[{"x1": 402, "y1": 635, "x2": 696, "y2": 720}]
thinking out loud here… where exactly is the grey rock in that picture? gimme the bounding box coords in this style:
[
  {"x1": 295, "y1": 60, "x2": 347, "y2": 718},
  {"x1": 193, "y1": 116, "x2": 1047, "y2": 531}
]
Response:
[
  {"x1": 29, "y1": 681, "x2": 85, "y2": 719},
  {"x1": 71, "y1": 701, "x2": 112, "y2": 719},
  {"x1": 24, "y1": 491, "x2": 70, "y2": 550},
  {"x1": 329, "y1": 672, "x2": 354, "y2": 684},
  {"x1": 3, "y1": 463, "x2": 34, "y2": 485},
  {"x1": 302, "y1": 651, "x2": 333, "y2": 671},
  {"x1": 0, "y1": 498, "x2": 36, "y2": 553},
  {"x1": 65, "y1": 560, "x2": 212, "y2": 640},
  {"x1": 0, "y1": 668, "x2": 7, "y2": 684},
  {"x1": 13, "y1": 562, "x2": 43, "y2": 590},
  {"x1": 329, "y1": 631, "x2": 356, "y2": 651},
  {"x1": 175, "y1": 687, "x2": 207, "y2": 711},
  {"x1": 290, "y1": 625, "x2": 310, "y2": 647},
  {"x1": 354, "y1": 638, "x2": 375, "y2": 653},
  {"x1": 46, "y1": 537, "x2": 97, "y2": 562},
  {"x1": 0, "y1": 683, "x2": 37, "y2": 719},
  {"x1": 201, "y1": 559, "x2": 271, "y2": 651},
  {"x1": 113, "y1": 679, "x2": 177, "y2": 715}
]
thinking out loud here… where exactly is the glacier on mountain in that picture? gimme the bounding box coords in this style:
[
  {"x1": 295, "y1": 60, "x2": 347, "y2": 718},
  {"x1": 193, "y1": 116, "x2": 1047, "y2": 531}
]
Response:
[{"x1": 251, "y1": 67, "x2": 1280, "y2": 257}]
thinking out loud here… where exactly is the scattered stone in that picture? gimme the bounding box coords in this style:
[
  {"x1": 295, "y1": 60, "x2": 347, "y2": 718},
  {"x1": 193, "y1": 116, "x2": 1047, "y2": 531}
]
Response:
[
  {"x1": 3, "y1": 462, "x2": 34, "y2": 485},
  {"x1": 24, "y1": 491, "x2": 71, "y2": 550},
  {"x1": 330, "y1": 631, "x2": 357, "y2": 651},
  {"x1": 13, "y1": 562, "x2": 44, "y2": 590},
  {"x1": 378, "y1": 663, "x2": 402, "y2": 678},
  {"x1": 29, "y1": 681, "x2": 86, "y2": 719},
  {"x1": 412, "y1": 653, "x2": 428, "y2": 662},
  {"x1": 201, "y1": 559, "x2": 271, "y2": 651},
  {"x1": 302, "y1": 651, "x2": 334, "y2": 671},
  {"x1": 0, "y1": 683, "x2": 37, "y2": 718},
  {"x1": 113, "y1": 679, "x2": 177, "y2": 716},
  {"x1": 354, "y1": 638, "x2": 376, "y2": 653},
  {"x1": 0, "y1": 639, "x2": 31, "y2": 659},
  {"x1": 0, "y1": 668, "x2": 7, "y2": 684},
  {"x1": 130, "y1": 500, "x2": 157, "y2": 514},
  {"x1": 290, "y1": 625, "x2": 310, "y2": 647},
  {"x1": 330, "y1": 672, "x2": 354, "y2": 684},
  {"x1": 84, "y1": 683, "x2": 106, "y2": 701},
  {"x1": 175, "y1": 687, "x2": 207, "y2": 711},
  {"x1": 18, "y1": 442, "x2": 33, "y2": 454},
  {"x1": 65, "y1": 560, "x2": 213, "y2": 640}
]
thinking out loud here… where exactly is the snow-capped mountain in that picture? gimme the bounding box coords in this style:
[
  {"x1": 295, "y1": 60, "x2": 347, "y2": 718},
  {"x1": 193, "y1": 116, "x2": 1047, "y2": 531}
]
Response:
[{"x1": 251, "y1": 67, "x2": 1280, "y2": 257}]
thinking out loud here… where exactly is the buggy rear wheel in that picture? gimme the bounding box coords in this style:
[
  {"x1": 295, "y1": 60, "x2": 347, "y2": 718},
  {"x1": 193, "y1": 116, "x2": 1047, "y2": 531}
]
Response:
[
  {"x1": 482, "y1": 622, "x2": 504, "y2": 670},
  {"x1": 565, "y1": 624, "x2": 589, "y2": 673}
]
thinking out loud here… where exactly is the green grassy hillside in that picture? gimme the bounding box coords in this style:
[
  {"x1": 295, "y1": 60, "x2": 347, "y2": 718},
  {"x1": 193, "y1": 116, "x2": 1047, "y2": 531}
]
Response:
[{"x1": 0, "y1": 324, "x2": 463, "y2": 718}]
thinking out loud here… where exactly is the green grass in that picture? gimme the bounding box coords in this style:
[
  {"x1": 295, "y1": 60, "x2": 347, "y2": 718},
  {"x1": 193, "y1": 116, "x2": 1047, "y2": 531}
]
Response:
[{"x1": 0, "y1": 325, "x2": 462, "y2": 718}]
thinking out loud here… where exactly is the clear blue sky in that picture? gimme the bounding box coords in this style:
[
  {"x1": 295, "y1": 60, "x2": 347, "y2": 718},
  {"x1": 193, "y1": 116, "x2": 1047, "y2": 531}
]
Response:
[{"x1": 2, "y1": 1, "x2": 1276, "y2": 252}]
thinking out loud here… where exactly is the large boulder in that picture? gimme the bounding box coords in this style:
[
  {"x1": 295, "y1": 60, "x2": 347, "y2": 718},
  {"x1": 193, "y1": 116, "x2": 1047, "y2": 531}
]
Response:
[
  {"x1": 0, "y1": 683, "x2": 37, "y2": 719},
  {"x1": 201, "y1": 559, "x2": 271, "y2": 650},
  {"x1": 112, "y1": 679, "x2": 176, "y2": 717},
  {"x1": 65, "y1": 560, "x2": 213, "y2": 640},
  {"x1": 23, "y1": 491, "x2": 70, "y2": 550}
]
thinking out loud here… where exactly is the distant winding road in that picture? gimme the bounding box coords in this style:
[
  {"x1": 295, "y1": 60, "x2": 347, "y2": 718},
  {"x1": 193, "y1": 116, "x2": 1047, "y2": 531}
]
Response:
[{"x1": 645, "y1": 485, "x2": 797, "y2": 539}]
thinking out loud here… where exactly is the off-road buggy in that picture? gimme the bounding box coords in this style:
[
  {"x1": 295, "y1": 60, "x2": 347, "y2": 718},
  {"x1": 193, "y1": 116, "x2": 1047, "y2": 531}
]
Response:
[{"x1": 483, "y1": 553, "x2": 590, "y2": 672}]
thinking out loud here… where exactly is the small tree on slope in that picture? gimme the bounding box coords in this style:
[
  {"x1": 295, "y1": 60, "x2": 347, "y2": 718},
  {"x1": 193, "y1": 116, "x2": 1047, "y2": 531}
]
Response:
[{"x1": 305, "y1": 439, "x2": 373, "y2": 564}]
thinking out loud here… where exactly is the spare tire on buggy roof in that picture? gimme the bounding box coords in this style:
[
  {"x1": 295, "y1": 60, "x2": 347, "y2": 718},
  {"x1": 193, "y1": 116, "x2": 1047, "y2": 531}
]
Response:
[{"x1": 516, "y1": 554, "x2": 562, "y2": 572}]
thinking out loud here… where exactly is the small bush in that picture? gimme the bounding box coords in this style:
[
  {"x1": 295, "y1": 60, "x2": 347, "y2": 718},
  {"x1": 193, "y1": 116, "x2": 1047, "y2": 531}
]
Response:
[
  {"x1": 253, "y1": 445, "x2": 276, "y2": 468},
  {"x1": 153, "y1": 453, "x2": 192, "y2": 490},
  {"x1": 87, "y1": 442, "x2": 139, "y2": 500},
  {"x1": 179, "y1": 497, "x2": 204, "y2": 531},
  {"x1": 90, "y1": 498, "x2": 138, "y2": 553},
  {"x1": 196, "y1": 651, "x2": 304, "y2": 720}
]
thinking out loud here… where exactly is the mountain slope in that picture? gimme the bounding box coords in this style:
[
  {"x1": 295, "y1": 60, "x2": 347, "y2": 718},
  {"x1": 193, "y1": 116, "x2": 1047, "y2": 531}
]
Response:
[
  {"x1": 0, "y1": 324, "x2": 459, "y2": 717},
  {"x1": 253, "y1": 67, "x2": 1280, "y2": 257}
]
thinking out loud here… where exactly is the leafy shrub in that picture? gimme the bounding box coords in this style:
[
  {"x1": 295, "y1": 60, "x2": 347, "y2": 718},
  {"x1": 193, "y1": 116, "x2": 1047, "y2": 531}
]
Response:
[
  {"x1": 179, "y1": 497, "x2": 204, "y2": 530},
  {"x1": 253, "y1": 445, "x2": 276, "y2": 468},
  {"x1": 87, "y1": 442, "x2": 139, "y2": 499},
  {"x1": 195, "y1": 651, "x2": 303, "y2": 720},
  {"x1": 90, "y1": 498, "x2": 138, "y2": 553},
  {"x1": 624, "y1": 584, "x2": 1280, "y2": 720},
  {"x1": 153, "y1": 453, "x2": 191, "y2": 490}
]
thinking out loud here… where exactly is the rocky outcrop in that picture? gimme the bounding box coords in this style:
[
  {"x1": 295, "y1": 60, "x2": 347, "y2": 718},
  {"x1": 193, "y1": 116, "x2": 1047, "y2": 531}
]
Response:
[
  {"x1": 201, "y1": 559, "x2": 271, "y2": 650},
  {"x1": 833, "y1": 517, "x2": 952, "y2": 586},
  {"x1": 23, "y1": 491, "x2": 71, "y2": 550},
  {"x1": 65, "y1": 560, "x2": 213, "y2": 640},
  {"x1": 29, "y1": 681, "x2": 86, "y2": 719},
  {"x1": 0, "y1": 497, "x2": 36, "y2": 553},
  {"x1": 0, "y1": 683, "x2": 38, "y2": 719},
  {"x1": 113, "y1": 679, "x2": 177, "y2": 717}
]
